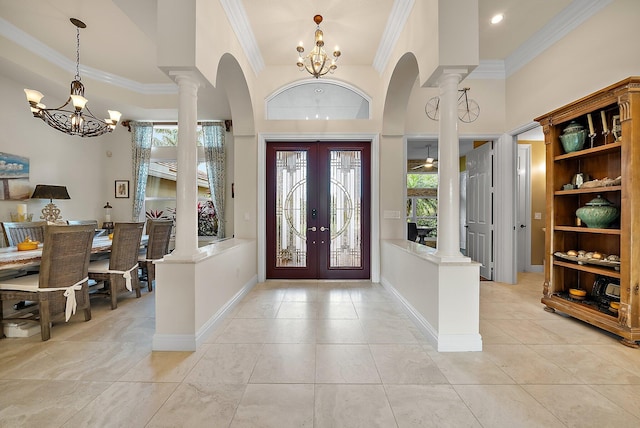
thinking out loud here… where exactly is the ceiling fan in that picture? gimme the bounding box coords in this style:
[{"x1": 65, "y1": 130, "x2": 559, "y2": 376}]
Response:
[{"x1": 412, "y1": 145, "x2": 438, "y2": 170}]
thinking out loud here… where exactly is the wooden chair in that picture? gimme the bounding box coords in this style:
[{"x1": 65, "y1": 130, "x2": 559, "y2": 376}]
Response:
[
  {"x1": 139, "y1": 219, "x2": 173, "y2": 292},
  {"x1": 88, "y1": 222, "x2": 144, "y2": 309},
  {"x1": 0, "y1": 224, "x2": 95, "y2": 341},
  {"x1": 1, "y1": 221, "x2": 47, "y2": 247}
]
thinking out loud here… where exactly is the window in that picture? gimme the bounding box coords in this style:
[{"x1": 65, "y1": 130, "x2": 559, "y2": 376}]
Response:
[
  {"x1": 144, "y1": 125, "x2": 218, "y2": 237},
  {"x1": 406, "y1": 172, "x2": 438, "y2": 238},
  {"x1": 266, "y1": 80, "x2": 370, "y2": 120}
]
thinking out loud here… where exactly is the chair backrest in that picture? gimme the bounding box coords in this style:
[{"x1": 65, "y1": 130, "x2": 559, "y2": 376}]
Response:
[
  {"x1": 407, "y1": 222, "x2": 418, "y2": 242},
  {"x1": 109, "y1": 222, "x2": 145, "y2": 270},
  {"x1": 2, "y1": 221, "x2": 47, "y2": 247},
  {"x1": 145, "y1": 219, "x2": 173, "y2": 260},
  {"x1": 67, "y1": 220, "x2": 99, "y2": 227},
  {"x1": 38, "y1": 224, "x2": 95, "y2": 289}
]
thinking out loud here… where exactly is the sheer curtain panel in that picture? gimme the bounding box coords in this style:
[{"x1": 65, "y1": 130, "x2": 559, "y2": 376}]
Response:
[
  {"x1": 131, "y1": 122, "x2": 153, "y2": 221},
  {"x1": 202, "y1": 122, "x2": 226, "y2": 238}
]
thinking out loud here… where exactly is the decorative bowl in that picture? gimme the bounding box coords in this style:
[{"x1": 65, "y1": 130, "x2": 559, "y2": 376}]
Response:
[
  {"x1": 559, "y1": 121, "x2": 587, "y2": 153},
  {"x1": 569, "y1": 288, "x2": 587, "y2": 300},
  {"x1": 576, "y1": 195, "x2": 619, "y2": 228},
  {"x1": 17, "y1": 237, "x2": 39, "y2": 251}
]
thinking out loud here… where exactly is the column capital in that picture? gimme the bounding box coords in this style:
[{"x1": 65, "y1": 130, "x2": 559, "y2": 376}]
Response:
[{"x1": 168, "y1": 69, "x2": 206, "y2": 88}]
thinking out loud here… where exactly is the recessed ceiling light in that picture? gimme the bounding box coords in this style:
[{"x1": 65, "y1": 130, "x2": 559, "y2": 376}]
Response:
[{"x1": 491, "y1": 14, "x2": 504, "y2": 24}]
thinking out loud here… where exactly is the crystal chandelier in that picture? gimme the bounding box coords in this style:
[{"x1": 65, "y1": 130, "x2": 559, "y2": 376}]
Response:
[
  {"x1": 296, "y1": 15, "x2": 341, "y2": 79},
  {"x1": 24, "y1": 18, "x2": 121, "y2": 137}
]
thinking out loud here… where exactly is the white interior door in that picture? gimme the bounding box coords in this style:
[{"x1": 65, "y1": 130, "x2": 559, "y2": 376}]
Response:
[
  {"x1": 517, "y1": 145, "x2": 531, "y2": 272},
  {"x1": 459, "y1": 171, "x2": 468, "y2": 252},
  {"x1": 466, "y1": 143, "x2": 493, "y2": 280}
]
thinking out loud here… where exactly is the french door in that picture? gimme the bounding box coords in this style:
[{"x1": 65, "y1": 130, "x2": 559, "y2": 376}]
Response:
[{"x1": 266, "y1": 141, "x2": 370, "y2": 279}]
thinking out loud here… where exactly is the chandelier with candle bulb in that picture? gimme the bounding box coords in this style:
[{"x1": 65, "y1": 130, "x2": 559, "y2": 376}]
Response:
[
  {"x1": 296, "y1": 15, "x2": 341, "y2": 79},
  {"x1": 24, "y1": 18, "x2": 121, "y2": 137}
]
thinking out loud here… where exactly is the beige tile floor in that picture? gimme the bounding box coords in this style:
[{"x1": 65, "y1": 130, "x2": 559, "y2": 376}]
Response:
[{"x1": 1, "y1": 272, "x2": 640, "y2": 427}]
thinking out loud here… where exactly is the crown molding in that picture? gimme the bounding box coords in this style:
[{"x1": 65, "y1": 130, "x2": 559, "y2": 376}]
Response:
[
  {"x1": 505, "y1": 0, "x2": 613, "y2": 77},
  {"x1": 219, "y1": 0, "x2": 264, "y2": 75},
  {"x1": 467, "y1": 60, "x2": 505, "y2": 80},
  {"x1": 0, "y1": 17, "x2": 177, "y2": 95},
  {"x1": 373, "y1": 0, "x2": 415, "y2": 74}
]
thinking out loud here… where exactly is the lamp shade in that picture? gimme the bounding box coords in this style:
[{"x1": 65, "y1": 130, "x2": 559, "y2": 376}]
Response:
[{"x1": 31, "y1": 185, "x2": 71, "y2": 201}]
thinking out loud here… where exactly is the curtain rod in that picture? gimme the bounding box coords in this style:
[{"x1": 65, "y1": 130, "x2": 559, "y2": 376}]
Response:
[{"x1": 121, "y1": 120, "x2": 232, "y2": 132}]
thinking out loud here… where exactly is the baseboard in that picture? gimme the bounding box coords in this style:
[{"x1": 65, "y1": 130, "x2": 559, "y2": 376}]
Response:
[
  {"x1": 380, "y1": 276, "x2": 438, "y2": 350},
  {"x1": 381, "y1": 276, "x2": 483, "y2": 352},
  {"x1": 195, "y1": 274, "x2": 258, "y2": 348},
  {"x1": 152, "y1": 334, "x2": 197, "y2": 351},
  {"x1": 436, "y1": 334, "x2": 483, "y2": 352},
  {"x1": 152, "y1": 274, "x2": 258, "y2": 351}
]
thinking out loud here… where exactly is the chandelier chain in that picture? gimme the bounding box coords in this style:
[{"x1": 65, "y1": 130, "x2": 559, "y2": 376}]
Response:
[{"x1": 75, "y1": 26, "x2": 81, "y2": 81}]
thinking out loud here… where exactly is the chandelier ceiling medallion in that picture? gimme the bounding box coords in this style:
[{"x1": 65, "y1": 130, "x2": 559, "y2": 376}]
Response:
[
  {"x1": 296, "y1": 14, "x2": 341, "y2": 79},
  {"x1": 24, "y1": 18, "x2": 121, "y2": 137}
]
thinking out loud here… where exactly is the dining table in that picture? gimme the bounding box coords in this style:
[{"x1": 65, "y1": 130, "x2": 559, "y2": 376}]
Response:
[
  {"x1": 0, "y1": 234, "x2": 148, "y2": 271},
  {"x1": 416, "y1": 227, "x2": 436, "y2": 245}
]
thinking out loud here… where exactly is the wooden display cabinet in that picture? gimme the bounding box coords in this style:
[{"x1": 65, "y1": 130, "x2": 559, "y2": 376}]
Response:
[{"x1": 535, "y1": 77, "x2": 640, "y2": 347}]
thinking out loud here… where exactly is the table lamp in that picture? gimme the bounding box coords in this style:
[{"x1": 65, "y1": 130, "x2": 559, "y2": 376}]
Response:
[{"x1": 31, "y1": 184, "x2": 70, "y2": 223}]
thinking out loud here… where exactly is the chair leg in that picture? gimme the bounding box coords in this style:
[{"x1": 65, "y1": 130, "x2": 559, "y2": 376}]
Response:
[
  {"x1": 0, "y1": 297, "x2": 5, "y2": 339},
  {"x1": 81, "y1": 287, "x2": 92, "y2": 321},
  {"x1": 134, "y1": 276, "x2": 141, "y2": 299},
  {"x1": 108, "y1": 280, "x2": 118, "y2": 310},
  {"x1": 39, "y1": 295, "x2": 51, "y2": 341},
  {"x1": 147, "y1": 264, "x2": 155, "y2": 292}
]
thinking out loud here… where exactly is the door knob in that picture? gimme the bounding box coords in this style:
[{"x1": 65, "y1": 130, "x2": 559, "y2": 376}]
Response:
[
  {"x1": 320, "y1": 226, "x2": 329, "y2": 232},
  {"x1": 520, "y1": 224, "x2": 526, "y2": 228},
  {"x1": 307, "y1": 226, "x2": 317, "y2": 232}
]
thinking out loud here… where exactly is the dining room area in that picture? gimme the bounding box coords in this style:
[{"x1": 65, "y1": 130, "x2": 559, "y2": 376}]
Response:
[{"x1": 0, "y1": 212, "x2": 171, "y2": 341}]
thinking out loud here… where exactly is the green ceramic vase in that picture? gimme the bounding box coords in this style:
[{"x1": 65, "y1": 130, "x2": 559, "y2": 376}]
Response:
[{"x1": 576, "y1": 195, "x2": 619, "y2": 228}]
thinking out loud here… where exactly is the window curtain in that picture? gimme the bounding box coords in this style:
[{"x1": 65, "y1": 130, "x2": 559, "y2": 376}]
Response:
[
  {"x1": 202, "y1": 121, "x2": 226, "y2": 238},
  {"x1": 130, "y1": 121, "x2": 153, "y2": 221}
]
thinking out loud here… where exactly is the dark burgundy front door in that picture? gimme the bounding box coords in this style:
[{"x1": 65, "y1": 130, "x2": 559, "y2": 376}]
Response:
[{"x1": 266, "y1": 141, "x2": 370, "y2": 279}]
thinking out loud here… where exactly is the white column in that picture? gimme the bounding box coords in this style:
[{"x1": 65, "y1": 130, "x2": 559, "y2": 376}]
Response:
[
  {"x1": 434, "y1": 72, "x2": 467, "y2": 261},
  {"x1": 169, "y1": 71, "x2": 202, "y2": 259}
]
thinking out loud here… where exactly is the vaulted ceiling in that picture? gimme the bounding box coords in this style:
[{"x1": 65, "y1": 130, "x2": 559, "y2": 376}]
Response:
[{"x1": 0, "y1": 0, "x2": 599, "y2": 122}]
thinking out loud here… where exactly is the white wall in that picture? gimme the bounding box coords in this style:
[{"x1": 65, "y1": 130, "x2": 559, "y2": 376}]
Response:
[
  {"x1": 0, "y1": 74, "x2": 114, "y2": 225},
  {"x1": 505, "y1": 0, "x2": 640, "y2": 130}
]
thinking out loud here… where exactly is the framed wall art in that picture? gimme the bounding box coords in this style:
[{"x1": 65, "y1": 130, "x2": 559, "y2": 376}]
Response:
[
  {"x1": 0, "y1": 152, "x2": 30, "y2": 200},
  {"x1": 115, "y1": 180, "x2": 130, "y2": 198}
]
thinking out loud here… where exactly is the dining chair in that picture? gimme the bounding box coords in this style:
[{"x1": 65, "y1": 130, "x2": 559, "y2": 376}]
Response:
[
  {"x1": 407, "y1": 222, "x2": 419, "y2": 243},
  {"x1": 1, "y1": 221, "x2": 47, "y2": 247},
  {"x1": 88, "y1": 222, "x2": 144, "y2": 309},
  {"x1": 139, "y1": 219, "x2": 173, "y2": 292},
  {"x1": 67, "y1": 219, "x2": 106, "y2": 238},
  {"x1": 67, "y1": 219, "x2": 99, "y2": 227},
  {"x1": 0, "y1": 224, "x2": 95, "y2": 341}
]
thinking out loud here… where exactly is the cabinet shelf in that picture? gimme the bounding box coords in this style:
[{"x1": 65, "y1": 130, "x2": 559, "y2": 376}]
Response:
[
  {"x1": 554, "y1": 226, "x2": 620, "y2": 235},
  {"x1": 555, "y1": 185, "x2": 621, "y2": 196},
  {"x1": 554, "y1": 141, "x2": 621, "y2": 162},
  {"x1": 553, "y1": 260, "x2": 621, "y2": 278}
]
